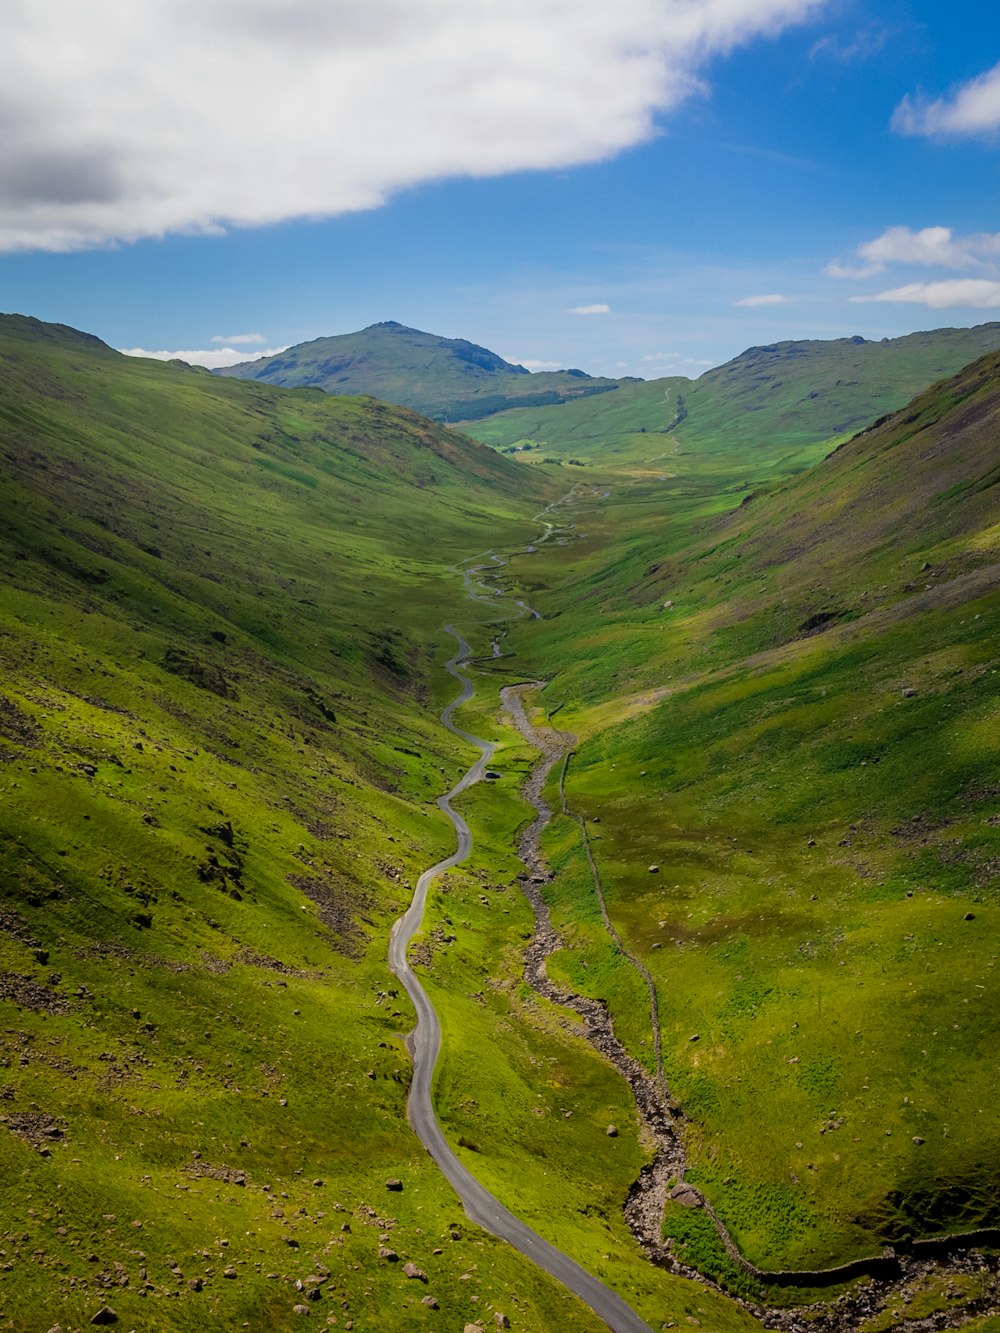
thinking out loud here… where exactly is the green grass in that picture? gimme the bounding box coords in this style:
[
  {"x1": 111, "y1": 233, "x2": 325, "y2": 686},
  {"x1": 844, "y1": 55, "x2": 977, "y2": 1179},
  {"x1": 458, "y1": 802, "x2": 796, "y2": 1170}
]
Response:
[
  {"x1": 0, "y1": 318, "x2": 649, "y2": 1331},
  {"x1": 482, "y1": 351, "x2": 1000, "y2": 1280},
  {"x1": 6, "y1": 311, "x2": 1000, "y2": 1330},
  {"x1": 463, "y1": 323, "x2": 1000, "y2": 470}
]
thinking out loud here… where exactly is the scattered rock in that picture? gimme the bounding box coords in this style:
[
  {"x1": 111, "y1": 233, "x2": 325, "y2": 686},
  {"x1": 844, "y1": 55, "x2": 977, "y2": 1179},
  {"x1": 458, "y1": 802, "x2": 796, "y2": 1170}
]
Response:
[
  {"x1": 965, "y1": 912, "x2": 976, "y2": 921},
  {"x1": 688, "y1": 1033, "x2": 699, "y2": 1042},
  {"x1": 606, "y1": 1125, "x2": 618, "y2": 1138},
  {"x1": 385, "y1": 1177, "x2": 403, "y2": 1191},
  {"x1": 188, "y1": 1277, "x2": 203, "y2": 1291},
  {"x1": 494, "y1": 1314, "x2": 510, "y2": 1328},
  {"x1": 378, "y1": 1247, "x2": 399, "y2": 1262},
  {"x1": 912, "y1": 1136, "x2": 925, "y2": 1145},
  {"x1": 402, "y1": 1262, "x2": 427, "y2": 1282},
  {"x1": 89, "y1": 1309, "x2": 118, "y2": 1327},
  {"x1": 421, "y1": 1294, "x2": 439, "y2": 1309},
  {"x1": 292, "y1": 1304, "x2": 310, "y2": 1317},
  {"x1": 901, "y1": 687, "x2": 918, "y2": 698},
  {"x1": 668, "y1": 1183, "x2": 703, "y2": 1208},
  {"x1": 648, "y1": 864, "x2": 659, "y2": 874}
]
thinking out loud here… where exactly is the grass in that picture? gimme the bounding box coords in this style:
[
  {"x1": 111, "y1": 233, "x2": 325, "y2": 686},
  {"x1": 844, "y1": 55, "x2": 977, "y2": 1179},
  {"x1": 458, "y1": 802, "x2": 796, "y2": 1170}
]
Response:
[
  {"x1": 482, "y1": 351, "x2": 1000, "y2": 1281},
  {"x1": 462, "y1": 323, "x2": 1000, "y2": 470},
  {"x1": 0, "y1": 317, "x2": 646, "y2": 1331},
  {"x1": 6, "y1": 311, "x2": 1000, "y2": 1331}
]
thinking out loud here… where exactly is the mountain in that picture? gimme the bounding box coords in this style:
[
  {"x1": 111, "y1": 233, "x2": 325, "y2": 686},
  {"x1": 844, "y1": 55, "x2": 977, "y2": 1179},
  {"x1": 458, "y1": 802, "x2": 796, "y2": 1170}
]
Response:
[
  {"x1": 0, "y1": 316, "x2": 629, "y2": 1332},
  {"x1": 465, "y1": 322, "x2": 1000, "y2": 463},
  {"x1": 217, "y1": 320, "x2": 622, "y2": 422},
  {"x1": 498, "y1": 346, "x2": 1000, "y2": 1277}
]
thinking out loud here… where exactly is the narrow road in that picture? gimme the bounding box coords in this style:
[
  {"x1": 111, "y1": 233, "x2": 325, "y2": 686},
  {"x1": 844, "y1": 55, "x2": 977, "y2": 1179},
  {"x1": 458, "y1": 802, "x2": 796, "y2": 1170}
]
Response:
[{"x1": 388, "y1": 625, "x2": 656, "y2": 1333}]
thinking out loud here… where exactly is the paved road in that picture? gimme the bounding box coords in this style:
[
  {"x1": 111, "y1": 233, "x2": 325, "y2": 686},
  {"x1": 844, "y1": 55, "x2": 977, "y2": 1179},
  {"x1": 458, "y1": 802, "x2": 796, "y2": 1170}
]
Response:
[{"x1": 389, "y1": 625, "x2": 656, "y2": 1333}]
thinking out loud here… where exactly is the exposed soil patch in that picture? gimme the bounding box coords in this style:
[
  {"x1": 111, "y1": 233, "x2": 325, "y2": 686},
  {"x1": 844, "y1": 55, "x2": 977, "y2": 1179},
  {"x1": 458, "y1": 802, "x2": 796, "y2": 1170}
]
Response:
[
  {"x1": 1, "y1": 1109, "x2": 66, "y2": 1148},
  {"x1": 0, "y1": 695, "x2": 41, "y2": 750},
  {"x1": 0, "y1": 971, "x2": 69, "y2": 1014},
  {"x1": 288, "y1": 872, "x2": 364, "y2": 955}
]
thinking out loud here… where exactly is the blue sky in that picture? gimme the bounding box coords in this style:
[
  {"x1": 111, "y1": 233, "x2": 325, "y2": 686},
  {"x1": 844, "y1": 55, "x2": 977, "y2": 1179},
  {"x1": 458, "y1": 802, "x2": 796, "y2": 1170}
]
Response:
[{"x1": 3, "y1": 0, "x2": 1000, "y2": 378}]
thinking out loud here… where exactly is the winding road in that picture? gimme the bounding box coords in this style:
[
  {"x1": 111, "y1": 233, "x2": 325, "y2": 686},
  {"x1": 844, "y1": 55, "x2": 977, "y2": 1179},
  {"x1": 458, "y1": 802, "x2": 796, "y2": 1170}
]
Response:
[{"x1": 388, "y1": 624, "x2": 656, "y2": 1333}]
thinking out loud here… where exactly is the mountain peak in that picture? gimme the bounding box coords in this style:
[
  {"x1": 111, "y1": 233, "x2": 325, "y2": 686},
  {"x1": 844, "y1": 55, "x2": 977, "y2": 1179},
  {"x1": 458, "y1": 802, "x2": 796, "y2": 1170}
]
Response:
[{"x1": 217, "y1": 322, "x2": 620, "y2": 422}]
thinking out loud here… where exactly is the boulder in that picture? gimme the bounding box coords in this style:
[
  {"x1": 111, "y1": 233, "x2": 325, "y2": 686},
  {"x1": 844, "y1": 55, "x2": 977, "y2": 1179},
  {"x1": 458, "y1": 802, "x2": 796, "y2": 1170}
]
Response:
[{"x1": 668, "y1": 1183, "x2": 703, "y2": 1208}]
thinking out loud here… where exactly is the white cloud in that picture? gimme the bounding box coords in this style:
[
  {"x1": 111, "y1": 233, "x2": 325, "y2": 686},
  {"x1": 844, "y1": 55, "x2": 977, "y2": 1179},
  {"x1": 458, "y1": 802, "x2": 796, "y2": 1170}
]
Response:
[
  {"x1": 827, "y1": 226, "x2": 1000, "y2": 284},
  {"x1": 510, "y1": 357, "x2": 563, "y2": 370},
  {"x1": 211, "y1": 332, "x2": 267, "y2": 345},
  {"x1": 569, "y1": 303, "x2": 612, "y2": 315},
  {"x1": 893, "y1": 61, "x2": 1000, "y2": 137},
  {"x1": 858, "y1": 225, "x2": 1000, "y2": 270},
  {"x1": 0, "y1": 0, "x2": 826, "y2": 253},
  {"x1": 849, "y1": 280, "x2": 1000, "y2": 310},
  {"x1": 120, "y1": 345, "x2": 288, "y2": 369},
  {"x1": 734, "y1": 292, "x2": 788, "y2": 306}
]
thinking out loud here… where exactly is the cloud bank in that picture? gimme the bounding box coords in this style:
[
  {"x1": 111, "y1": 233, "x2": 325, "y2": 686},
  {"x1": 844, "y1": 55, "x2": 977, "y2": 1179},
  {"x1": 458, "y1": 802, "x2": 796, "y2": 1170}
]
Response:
[
  {"x1": 1, "y1": 0, "x2": 824, "y2": 253},
  {"x1": 120, "y1": 345, "x2": 288, "y2": 369}
]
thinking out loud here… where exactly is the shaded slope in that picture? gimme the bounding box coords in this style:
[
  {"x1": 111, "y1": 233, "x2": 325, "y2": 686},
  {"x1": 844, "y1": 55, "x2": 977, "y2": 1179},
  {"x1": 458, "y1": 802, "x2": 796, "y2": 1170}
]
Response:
[{"x1": 218, "y1": 320, "x2": 621, "y2": 422}]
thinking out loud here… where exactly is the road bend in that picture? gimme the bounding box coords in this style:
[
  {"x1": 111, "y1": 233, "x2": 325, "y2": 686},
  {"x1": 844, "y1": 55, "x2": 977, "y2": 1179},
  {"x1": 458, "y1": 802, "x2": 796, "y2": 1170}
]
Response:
[{"x1": 388, "y1": 625, "x2": 656, "y2": 1333}]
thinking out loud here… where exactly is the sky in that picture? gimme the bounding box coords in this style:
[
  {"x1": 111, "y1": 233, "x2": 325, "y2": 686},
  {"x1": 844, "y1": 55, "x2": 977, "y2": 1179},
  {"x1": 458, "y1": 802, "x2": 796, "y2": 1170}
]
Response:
[{"x1": 3, "y1": 0, "x2": 1000, "y2": 379}]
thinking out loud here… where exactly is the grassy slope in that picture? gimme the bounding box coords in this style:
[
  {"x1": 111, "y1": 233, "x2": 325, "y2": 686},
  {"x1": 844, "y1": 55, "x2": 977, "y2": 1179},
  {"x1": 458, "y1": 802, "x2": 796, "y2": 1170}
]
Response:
[
  {"x1": 463, "y1": 323, "x2": 1000, "y2": 469},
  {"x1": 0, "y1": 318, "x2": 779, "y2": 1333},
  {"x1": 217, "y1": 321, "x2": 620, "y2": 423},
  {"x1": 0, "y1": 317, "x2": 633, "y2": 1332},
  {"x1": 487, "y1": 350, "x2": 1000, "y2": 1283}
]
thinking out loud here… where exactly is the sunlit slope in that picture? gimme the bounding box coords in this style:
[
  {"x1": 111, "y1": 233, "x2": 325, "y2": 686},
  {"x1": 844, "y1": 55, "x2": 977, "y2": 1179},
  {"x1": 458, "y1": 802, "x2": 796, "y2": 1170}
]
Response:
[
  {"x1": 218, "y1": 319, "x2": 621, "y2": 422},
  {"x1": 464, "y1": 323, "x2": 1000, "y2": 466},
  {"x1": 500, "y1": 350, "x2": 1000, "y2": 1277},
  {"x1": 0, "y1": 316, "x2": 635, "y2": 1332}
]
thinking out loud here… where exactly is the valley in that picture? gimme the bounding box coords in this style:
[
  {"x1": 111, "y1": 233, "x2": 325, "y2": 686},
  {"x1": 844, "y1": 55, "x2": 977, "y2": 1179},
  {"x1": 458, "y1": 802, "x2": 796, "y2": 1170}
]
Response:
[{"x1": 1, "y1": 315, "x2": 999, "y2": 1333}]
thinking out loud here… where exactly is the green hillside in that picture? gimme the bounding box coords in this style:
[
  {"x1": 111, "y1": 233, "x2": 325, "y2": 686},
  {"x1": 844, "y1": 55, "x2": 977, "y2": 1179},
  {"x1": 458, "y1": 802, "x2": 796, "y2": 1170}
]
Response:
[
  {"x1": 486, "y1": 348, "x2": 1000, "y2": 1284},
  {"x1": 464, "y1": 322, "x2": 1000, "y2": 467},
  {"x1": 0, "y1": 319, "x2": 593, "y2": 1331},
  {"x1": 217, "y1": 320, "x2": 622, "y2": 422},
  {"x1": 0, "y1": 317, "x2": 769, "y2": 1333},
  {"x1": 5, "y1": 310, "x2": 1000, "y2": 1332}
]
